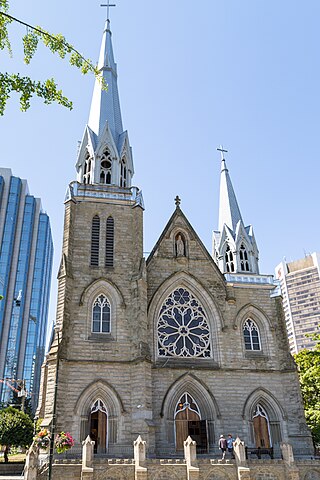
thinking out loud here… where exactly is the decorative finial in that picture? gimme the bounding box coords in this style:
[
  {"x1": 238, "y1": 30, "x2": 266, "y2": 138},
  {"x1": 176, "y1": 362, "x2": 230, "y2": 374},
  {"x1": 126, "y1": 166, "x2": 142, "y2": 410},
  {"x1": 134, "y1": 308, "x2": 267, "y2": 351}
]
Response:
[
  {"x1": 217, "y1": 145, "x2": 228, "y2": 161},
  {"x1": 175, "y1": 195, "x2": 181, "y2": 207},
  {"x1": 100, "y1": 1, "x2": 116, "y2": 20}
]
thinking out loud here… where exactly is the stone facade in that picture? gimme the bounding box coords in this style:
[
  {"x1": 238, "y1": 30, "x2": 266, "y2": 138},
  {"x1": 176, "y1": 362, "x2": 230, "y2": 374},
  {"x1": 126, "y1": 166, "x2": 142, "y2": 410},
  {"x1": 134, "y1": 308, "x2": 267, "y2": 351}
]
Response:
[{"x1": 31, "y1": 16, "x2": 320, "y2": 480}]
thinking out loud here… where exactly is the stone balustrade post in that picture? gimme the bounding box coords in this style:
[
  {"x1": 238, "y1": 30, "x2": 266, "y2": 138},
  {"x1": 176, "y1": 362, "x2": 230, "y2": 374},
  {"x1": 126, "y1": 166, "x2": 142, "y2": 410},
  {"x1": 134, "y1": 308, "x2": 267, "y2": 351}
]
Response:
[
  {"x1": 280, "y1": 442, "x2": 294, "y2": 466},
  {"x1": 184, "y1": 436, "x2": 199, "y2": 480},
  {"x1": 134, "y1": 435, "x2": 147, "y2": 480},
  {"x1": 24, "y1": 442, "x2": 38, "y2": 480},
  {"x1": 81, "y1": 436, "x2": 95, "y2": 480},
  {"x1": 233, "y1": 437, "x2": 247, "y2": 466},
  {"x1": 280, "y1": 443, "x2": 300, "y2": 479}
]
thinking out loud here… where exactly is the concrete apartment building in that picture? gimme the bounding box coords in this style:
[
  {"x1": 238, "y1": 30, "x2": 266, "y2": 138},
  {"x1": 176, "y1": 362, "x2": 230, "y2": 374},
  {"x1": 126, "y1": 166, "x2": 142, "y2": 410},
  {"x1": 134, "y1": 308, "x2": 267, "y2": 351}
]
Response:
[
  {"x1": 275, "y1": 253, "x2": 320, "y2": 354},
  {"x1": 0, "y1": 168, "x2": 53, "y2": 410}
]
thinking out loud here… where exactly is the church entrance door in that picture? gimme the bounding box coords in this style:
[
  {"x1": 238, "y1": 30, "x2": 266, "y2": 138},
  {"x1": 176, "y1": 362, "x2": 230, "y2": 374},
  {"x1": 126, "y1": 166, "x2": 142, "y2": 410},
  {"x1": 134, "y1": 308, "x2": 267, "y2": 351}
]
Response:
[
  {"x1": 89, "y1": 399, "x2": 108, "y2": 454},
  {"x1": 175, "y1": 393, "x2": 208, "y2": 453},
  {"x1": 253, "y1": 404, "x2": 271, "y2": 448}
]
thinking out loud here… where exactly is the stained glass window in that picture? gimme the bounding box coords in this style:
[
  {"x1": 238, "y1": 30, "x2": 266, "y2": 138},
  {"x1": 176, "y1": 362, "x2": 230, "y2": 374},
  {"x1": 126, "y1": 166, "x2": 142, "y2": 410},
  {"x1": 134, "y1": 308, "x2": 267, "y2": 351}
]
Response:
[{"x1": 157, "y1": 288, "x2": 211, "y2": 358}]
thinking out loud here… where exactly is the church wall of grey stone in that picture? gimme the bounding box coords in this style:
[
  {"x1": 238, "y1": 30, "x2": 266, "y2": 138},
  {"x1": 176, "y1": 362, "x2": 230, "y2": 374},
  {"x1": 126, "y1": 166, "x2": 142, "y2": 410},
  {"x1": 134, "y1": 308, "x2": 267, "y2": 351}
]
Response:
[{"x1": 30, "y1": 16, "x2": 320, "y2": 480}]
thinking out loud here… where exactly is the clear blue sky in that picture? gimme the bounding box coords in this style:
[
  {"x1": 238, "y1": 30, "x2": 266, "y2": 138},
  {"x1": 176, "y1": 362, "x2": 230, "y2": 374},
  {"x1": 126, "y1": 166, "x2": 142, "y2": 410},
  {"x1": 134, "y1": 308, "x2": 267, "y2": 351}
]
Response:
[{"x1": 1, "y1": 1, "x2": 320, "y2": 329}]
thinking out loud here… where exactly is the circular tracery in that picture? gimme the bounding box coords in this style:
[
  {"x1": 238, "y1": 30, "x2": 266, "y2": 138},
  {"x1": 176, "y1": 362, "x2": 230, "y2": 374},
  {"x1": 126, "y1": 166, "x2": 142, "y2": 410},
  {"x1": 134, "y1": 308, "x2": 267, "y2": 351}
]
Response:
[{"x1": 157, "y1": 288, "x2": 211, "y2": 358}]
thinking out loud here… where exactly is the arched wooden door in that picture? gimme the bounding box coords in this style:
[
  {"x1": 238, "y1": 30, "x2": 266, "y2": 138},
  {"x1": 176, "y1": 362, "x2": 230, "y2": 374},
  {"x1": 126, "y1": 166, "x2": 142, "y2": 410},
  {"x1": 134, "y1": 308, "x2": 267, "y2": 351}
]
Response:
[
  {"x1": 253, "y1": 404, "x2": 271, "y2": 448},
  {"x1": 175, "y1": 393, "x2": 208, "y2": 453},
  {"x1": 90, "y1": 399, "x2": 108, "y2": 454}
]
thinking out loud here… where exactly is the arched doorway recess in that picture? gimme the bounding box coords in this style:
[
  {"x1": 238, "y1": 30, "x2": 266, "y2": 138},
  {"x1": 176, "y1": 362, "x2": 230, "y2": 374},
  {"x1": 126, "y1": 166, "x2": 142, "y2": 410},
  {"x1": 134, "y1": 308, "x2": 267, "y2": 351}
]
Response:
[
  {"x1": 90, "y1": 399, "x2": 108, "y2": 453},
  {"x1": 174, "y1": 393, "x2": 208, "y2": 453}
]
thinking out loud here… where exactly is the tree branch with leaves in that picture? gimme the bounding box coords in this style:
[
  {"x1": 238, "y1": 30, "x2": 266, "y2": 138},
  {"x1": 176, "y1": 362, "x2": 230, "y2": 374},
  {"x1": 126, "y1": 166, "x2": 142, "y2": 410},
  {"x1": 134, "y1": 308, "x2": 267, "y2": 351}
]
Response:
[{"x1": 0, "y1": 0, "x2": 106, "y2": 114}]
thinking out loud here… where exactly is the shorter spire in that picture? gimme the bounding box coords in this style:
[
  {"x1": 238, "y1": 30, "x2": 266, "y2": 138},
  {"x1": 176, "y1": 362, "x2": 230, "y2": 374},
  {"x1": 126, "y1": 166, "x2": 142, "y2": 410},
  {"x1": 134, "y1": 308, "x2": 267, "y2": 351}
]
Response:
[{"x1": 218, "y1": 151, "x2": 243, "y2": 233}]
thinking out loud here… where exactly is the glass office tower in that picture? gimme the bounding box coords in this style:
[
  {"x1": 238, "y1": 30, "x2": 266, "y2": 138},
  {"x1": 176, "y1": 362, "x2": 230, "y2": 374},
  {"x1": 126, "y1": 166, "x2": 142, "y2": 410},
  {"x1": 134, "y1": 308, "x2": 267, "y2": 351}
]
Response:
[{"x1": 0, "y1": 168, "x2": 53, "y2": 410}]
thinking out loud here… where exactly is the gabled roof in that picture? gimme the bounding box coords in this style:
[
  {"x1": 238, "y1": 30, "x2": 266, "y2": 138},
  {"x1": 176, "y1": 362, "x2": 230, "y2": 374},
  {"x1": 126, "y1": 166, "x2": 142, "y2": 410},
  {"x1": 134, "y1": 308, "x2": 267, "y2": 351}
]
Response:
[{"x1": 147, "y1": 206, "x2": 226, "y2": 283}]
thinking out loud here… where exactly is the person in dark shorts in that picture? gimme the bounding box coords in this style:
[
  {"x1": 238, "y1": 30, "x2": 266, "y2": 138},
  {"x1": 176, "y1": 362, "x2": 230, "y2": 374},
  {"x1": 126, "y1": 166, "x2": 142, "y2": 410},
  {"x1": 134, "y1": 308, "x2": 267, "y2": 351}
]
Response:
[
  {"x1": 218, "y1": 434, "x2": 227, "y2": 459},
  {"x1": 227, "y1": 434, "x2": 235, "y2": 459}
]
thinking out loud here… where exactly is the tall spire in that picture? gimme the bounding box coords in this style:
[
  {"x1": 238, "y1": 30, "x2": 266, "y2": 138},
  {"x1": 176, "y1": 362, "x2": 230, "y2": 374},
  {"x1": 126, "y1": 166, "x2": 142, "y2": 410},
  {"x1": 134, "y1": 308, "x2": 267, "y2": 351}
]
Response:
[
  {"x1": 76, "y1": 19, "x2": 134, "y2": 188},
  {"x1": 218, "y1": 156, "x2": 243, "y2": 232},
  {"x1": 88, "y1": 19, "x2": 123, "y2": 142}
]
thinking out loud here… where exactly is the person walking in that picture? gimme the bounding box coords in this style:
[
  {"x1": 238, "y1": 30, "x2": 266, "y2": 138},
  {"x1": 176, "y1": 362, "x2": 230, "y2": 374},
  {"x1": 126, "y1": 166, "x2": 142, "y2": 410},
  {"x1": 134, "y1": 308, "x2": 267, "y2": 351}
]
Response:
[
  {"x1": 227, "y1": 434, "x2": 235, "y2": 459},
  {"x1": 218, "y1": 434, "x2": 227, "y2": 459}
]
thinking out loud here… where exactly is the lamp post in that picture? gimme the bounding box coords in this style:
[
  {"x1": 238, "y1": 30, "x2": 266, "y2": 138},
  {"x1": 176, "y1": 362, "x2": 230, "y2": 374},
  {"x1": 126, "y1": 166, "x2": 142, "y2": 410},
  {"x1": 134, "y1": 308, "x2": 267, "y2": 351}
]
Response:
[{"x1": 48, "y1": 325, "x2": 60, "y2": 480}]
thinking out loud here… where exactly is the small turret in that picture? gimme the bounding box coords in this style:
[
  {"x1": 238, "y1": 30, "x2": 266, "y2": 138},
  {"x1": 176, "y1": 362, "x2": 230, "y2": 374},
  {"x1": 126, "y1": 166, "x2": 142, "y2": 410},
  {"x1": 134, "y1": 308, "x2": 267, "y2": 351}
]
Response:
[{"x1": 213, "y1": 148, "x2": 259, "y2": 275}]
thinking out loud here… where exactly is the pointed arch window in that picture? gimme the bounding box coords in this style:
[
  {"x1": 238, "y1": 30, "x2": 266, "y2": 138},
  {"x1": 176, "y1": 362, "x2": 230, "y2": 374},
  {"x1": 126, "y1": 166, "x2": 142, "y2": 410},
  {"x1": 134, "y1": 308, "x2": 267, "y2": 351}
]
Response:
[
  {"x1": 100, "y1": 149, "x2": 112, "y2": 185},
  {"x1": 92, "y1": 294, "x2": 111, "y2": 333},
  {"x1": 239, "y1": 244, "x2": 250, "y2": 272},
  {"x1": 157, "y1": 288, "x2": 211, "y2": 358},
  {"x1": 90, "y1": 215, "x2": 100, "y2": 266},
  {"x1": 243, "y1": 319, "x2": 261, "y2": 351},
  {"x1": 120, "y1": 157, "x2": 127, "y2": 187},
  {"x1": 83, "y1": 150, "x2": 92, "y2": 184},
  {"x1": 105, "y1": 216, "x2": 114, "y2": 268},
  {"x1": 225, "y1": 245, "x2": 234, "y2": 272},
  {"x1": 175, "y1": 393, "x2": 200, "y2": 418}
]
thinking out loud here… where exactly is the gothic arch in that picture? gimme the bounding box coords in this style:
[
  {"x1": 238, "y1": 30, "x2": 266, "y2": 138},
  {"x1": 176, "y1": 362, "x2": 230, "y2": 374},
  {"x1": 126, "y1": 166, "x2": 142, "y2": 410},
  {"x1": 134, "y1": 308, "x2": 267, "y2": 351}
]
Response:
[
  {"x1": 96, "y1": 468, "x2": 133, "y2": 480},
  {"x1": 79, "y1": 278, "x2": 125, "y2": 338},
  {"x1": 304, "y1": 471, "x2": 320, "y2": 480},
  {"x1": 79, "y1": 277, "x2": 126, "y2": 307},
  {"x1": 170, "y1": 226, "x2": 190, "y2": 257},
  {"x1": 160, "y1": 373, "x2": 220, "y2": 419},
  {"x1": 149, "y1": 271, "x2": 224, "y2": 362},
  {"x1": 152, "y1": 469, "x2": 181, "y2": 480},
  {"x1": 234, "y1": 303, "x2": 273, "y2": 331},
  {"x1": 205, "y1": 471, "x2": 233, "y2": 480},
  {"x1": 74, "y1": 379, "x2": 125, "y2": 417},
  {"x1": 242, "y1": 387, "x2": 287, "y2": 421},
  {"x1": 148, "y1": 270, "x2": 225, "y2": 331}
]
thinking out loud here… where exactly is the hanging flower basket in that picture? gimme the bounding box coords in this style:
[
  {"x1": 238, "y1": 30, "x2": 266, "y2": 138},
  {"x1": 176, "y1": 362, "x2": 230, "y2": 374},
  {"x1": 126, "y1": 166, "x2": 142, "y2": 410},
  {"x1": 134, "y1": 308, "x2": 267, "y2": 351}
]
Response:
[
  {"x1": 34, "y1": 428, "x2": 51, "y2": 450},
  {"x1": 55, "y1": 431, "x2": 75, "y2": 454}
]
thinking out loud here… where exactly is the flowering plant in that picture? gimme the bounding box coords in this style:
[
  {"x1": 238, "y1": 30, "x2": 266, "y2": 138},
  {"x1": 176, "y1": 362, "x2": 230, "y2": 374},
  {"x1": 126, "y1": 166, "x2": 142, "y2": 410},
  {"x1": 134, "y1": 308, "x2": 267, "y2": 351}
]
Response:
[
  {"x1": 34, "y1": 428, "x2": 51, "y2": 449},
  {"x1": 55, "y1": 431, "x2": 74, "y2": 454}
]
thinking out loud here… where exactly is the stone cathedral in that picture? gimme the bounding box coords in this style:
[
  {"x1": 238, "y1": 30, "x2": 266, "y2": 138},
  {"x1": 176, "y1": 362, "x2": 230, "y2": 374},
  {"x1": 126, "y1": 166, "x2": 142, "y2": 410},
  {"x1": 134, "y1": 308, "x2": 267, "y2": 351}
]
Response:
[{"x1": 34, "y1": 18, "x2": 320, "y2": 480}]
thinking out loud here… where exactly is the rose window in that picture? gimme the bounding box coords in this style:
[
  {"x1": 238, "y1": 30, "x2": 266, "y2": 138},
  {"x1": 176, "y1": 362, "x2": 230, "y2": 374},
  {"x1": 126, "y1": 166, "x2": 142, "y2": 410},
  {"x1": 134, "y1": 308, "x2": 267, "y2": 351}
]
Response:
[{"x1": 157, "y1": 288, "x2": 211, "y2": 358}]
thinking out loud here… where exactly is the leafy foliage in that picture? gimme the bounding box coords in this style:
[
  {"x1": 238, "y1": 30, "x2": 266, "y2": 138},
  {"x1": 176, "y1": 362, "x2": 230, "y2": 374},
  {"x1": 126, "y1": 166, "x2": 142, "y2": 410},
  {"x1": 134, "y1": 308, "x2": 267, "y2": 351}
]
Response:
[
  {"x1": 0, "y1": 1, "x2": 107, "y2": 113},
  {"x1": 0, "y1": 406, "x2": 33, "y2": 449},
  {"x1": 294, "y1": 331, "x2": 320, "y2": 445}
]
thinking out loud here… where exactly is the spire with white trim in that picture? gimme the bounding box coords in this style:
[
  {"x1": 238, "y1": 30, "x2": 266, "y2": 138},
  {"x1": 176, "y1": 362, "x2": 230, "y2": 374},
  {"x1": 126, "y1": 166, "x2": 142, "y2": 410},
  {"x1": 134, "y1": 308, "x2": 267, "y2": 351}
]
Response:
[
  {"x1": 76, "y1": 19, "x2": 134, "y2": 188},
  {"x1": 213, "y1": 148, "x2": 259, "y2": 275},
  {"x1": 218, "y1": 156, "x2": 243, "y2": 233}
]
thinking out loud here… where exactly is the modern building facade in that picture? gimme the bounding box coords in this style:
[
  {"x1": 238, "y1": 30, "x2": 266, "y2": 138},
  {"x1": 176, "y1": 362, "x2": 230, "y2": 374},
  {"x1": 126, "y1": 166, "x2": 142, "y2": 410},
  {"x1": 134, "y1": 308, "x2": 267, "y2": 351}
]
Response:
[
  {"x1": 276, "y1": 253, "x2": 320, "y2": 354},
  {"x1": 0, "y1": 168, "x2": 53, "y2": 410},
  {"x1": 33, "y1": 18, "x2": 320, "y2": 480}
]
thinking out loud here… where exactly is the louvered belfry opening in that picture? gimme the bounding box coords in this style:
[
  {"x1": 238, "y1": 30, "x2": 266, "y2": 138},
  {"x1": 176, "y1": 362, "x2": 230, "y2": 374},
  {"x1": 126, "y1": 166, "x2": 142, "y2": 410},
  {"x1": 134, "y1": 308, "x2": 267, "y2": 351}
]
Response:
[
  {"x1": 91, "y1": 215, "x2": 100, "y2": 266},
  {"x1": 105, "y1": 216, "x2": 114, "y2": 268}
]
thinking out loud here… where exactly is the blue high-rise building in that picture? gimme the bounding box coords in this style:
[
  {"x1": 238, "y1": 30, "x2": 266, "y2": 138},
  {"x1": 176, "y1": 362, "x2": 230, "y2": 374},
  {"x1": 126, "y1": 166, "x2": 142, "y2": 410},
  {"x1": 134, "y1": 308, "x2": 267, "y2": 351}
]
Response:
[{"x1": 0, "y1": 168, "x2": 53, "y2": 411}]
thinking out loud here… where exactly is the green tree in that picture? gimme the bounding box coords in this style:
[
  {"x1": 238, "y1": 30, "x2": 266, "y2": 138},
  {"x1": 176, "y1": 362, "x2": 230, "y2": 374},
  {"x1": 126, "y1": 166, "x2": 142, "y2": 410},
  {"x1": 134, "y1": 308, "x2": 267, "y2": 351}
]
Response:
[
  {"x1": 0, "y1": 406, "x2": 33, "y2": 462},
  {"x1": 0, "y1": 0, "x2": 106, "y2": 114},
  {"x1": 294, "y1": 332, "x2": 320, "y2": 445}
]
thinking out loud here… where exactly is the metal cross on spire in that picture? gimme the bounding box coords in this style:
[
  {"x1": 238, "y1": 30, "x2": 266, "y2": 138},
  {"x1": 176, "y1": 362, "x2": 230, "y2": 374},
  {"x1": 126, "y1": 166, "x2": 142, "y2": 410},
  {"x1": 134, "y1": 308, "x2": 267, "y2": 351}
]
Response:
[
  {"x1": 217, "y1": 145, "x2": 228, "y2": 161},
  {"x1": 100, "y1": 0, "x2": 116, "y2": 20}
]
